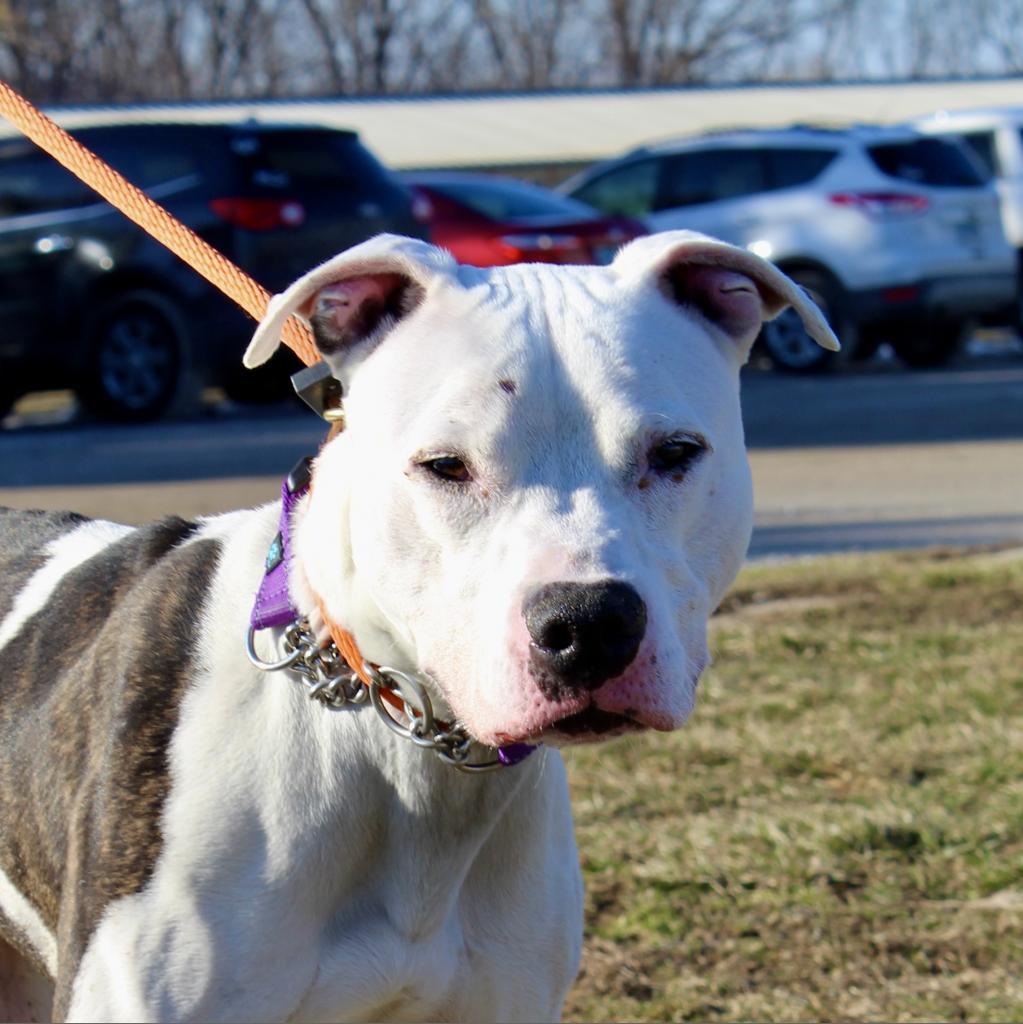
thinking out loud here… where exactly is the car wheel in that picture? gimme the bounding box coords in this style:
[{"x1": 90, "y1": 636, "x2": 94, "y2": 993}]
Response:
[
  {"x1": 758, "y1": 269, "x2": 842, "y2": 374},
  {"x1": 77, "y1": 291, "x2": 185, "y2": 421},
  {"x1": 890, "y1": 319, "x2": 967, "y2": 369}
]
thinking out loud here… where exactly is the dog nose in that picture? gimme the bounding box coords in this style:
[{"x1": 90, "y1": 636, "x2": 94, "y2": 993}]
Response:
[{"x1": 524, "y1": 580, "x2": 647, "y2": 692}]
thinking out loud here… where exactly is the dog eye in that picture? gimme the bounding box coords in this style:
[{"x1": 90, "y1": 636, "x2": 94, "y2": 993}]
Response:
[
  {"x1": 421, "y1": 456, "x2": 472, "y2": 483},
  {"x1": 648, "y1": 436, "x2": 707, "y2": 475}
]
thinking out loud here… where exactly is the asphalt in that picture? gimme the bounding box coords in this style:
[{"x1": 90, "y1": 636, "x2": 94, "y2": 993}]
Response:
[{"x1": 2, "y1": 353, "x2": 1022, "y2": 559}]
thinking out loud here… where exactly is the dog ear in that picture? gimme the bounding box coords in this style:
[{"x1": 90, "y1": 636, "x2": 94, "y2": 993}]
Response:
[
  {"x1": 613, "y1": 230, "x2": 840, "y2": 357},
  {"x1": 243, "y1": 234, "x2": 455, "y2": 370}
]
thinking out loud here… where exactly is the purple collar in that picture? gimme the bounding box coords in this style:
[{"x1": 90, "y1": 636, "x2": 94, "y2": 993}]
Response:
[
  {"x1": 250, "y1": 458, "x2": 313, "y2": 632},
  {"x1": 249, "y1": 458, "x2": 535, "y2": 769}
]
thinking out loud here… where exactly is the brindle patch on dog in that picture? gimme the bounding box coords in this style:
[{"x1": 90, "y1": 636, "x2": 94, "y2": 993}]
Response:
[
  {"x1": 0, "y1": 509, "x2": 86, "y2": 625},
  {"x1": 0, "y1": 512, "x2": 221, "y2": 1012}
]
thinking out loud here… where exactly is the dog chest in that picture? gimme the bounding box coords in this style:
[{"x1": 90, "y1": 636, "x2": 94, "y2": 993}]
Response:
[{"x1": 291, "y1": 869, "x2": 582, "y2": 1023}]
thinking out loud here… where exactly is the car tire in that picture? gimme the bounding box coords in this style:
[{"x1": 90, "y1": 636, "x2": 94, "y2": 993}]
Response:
[
  {"x1": 758, "y1": 269, "x2": 842, "y2": 374},
  {"x1": 77, "y1": 291, "x2": 186, "y2": 422},
  {"x1": 890, "y1": 319, "x2": 967, "y2": 369}
]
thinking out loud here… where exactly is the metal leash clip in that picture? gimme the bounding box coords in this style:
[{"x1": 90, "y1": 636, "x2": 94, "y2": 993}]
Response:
[{"x1": 291, "y1": 361, "x2": 344, "y2": 423}]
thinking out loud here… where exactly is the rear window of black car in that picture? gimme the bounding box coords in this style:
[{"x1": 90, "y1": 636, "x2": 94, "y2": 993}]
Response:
[
  {"x1": 0, "y1": 141, "x2": 93, "y2": 216},
  {"x1": 234, "y1": 130, "x2": 400, "y2": 195},
  {"x1": 0, "y1": 125, "x2": 219, "y2": 217},
  {"x1": 867, "y1": 138, "x2": 985, "y2": 187},
  {"x1": 72, "y1": 126, "x2": 219, "y2": 191}
]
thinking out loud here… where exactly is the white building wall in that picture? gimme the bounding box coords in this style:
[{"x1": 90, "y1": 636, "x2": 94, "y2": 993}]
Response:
[{"x1": 9, "y1": 78, "x2": 1023, "y2": 170}]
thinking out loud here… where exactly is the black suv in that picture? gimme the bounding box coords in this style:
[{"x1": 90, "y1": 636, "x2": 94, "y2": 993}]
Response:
[{"x1": 0, "y1": 121, "x2": 425, "y2": 420}]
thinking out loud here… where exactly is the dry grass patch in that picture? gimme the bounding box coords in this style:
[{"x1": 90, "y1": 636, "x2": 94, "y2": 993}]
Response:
[{"x1": 563, "y1": 546, "x2": 1023, "y2": 1022}]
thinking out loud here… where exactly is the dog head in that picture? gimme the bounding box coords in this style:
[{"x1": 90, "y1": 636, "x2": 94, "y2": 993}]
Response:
[{"x1": 246, "y1": 231, "x2": 837, "y2": 746}]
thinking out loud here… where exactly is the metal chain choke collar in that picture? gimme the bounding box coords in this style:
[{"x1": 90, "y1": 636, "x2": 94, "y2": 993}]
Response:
[{"x1": 246, "y1": 619, "x2": 507, "y2": 773}]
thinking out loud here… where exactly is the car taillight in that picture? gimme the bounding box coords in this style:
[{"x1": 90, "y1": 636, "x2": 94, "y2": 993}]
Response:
[
  {"x1": 498, "y1": 233, "x2": 589, "y2": 264},
  {"x1": 882, "y1": 285, "x2": 920, "y2": 304},
  {"x1": 829, "y1": 192, "x2": 930, "y2": 216},
  {"x1": 209, "y1": 197, "x2": 306, "y2": 230}
]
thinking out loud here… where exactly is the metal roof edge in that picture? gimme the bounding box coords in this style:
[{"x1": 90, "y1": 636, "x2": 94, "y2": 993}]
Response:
[{"x1": 38, "y1": 73, "x2": 1023, "y2": 117}]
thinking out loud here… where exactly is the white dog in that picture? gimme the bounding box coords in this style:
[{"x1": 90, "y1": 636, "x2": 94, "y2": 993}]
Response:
[{"x1": 0, "y1": 231, "x2": 836, "y2": 1022}]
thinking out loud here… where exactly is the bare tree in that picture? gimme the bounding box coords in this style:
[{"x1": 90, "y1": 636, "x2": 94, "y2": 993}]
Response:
[
  {"x1": 177, "y1": 0, "x2": 307, "y2": 99},
  {"x1": 593, "y1": 0, "x2": 855, "y2": 86},
  {"x1": 953, "y1": 0, "x2": 1023, "y2": 75},
  {"x1": 396, "y1": 3, "x2": 479, "y2": 92},
  {"x1": 779, "y1": 0, "x2": 1015, "y2": 81},
  {"x1": 470, "y1": 0, "x2": 594, "y2": 90},
  {"x1": 298, "y1": 0, "x2": 410, "y2": 93},
  {"x1": 0, "y1": 0, "x2": 304, "y2": 104},
  {"x1": 0, "y1": 0, "x2": 101, "y2": 103},
  {"x1": 0, "y1": 0, "x2": 1020, "y2": 107}
]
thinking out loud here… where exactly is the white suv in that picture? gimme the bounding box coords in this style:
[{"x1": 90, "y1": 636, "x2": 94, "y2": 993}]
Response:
[
  {"x1": 912, "y1": 108, "x2": 1023, "y2": 308},
  {"x1": 561, "y1": 126, "x2": 1015, "y2": 371}
]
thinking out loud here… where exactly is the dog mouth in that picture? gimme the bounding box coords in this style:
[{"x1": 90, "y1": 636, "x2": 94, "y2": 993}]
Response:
[{"x1": 542, "y1": 704, "x2": 644, "y2": 744}]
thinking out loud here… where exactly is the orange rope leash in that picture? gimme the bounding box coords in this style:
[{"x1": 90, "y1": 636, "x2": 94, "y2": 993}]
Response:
[
  {"x1": 0, "y1": 80, "x2": 376, "y2": 680},
  {"x1": 0, "y1": 80, "x2": 319, "y2": 367},
  {"x1": 315, "y1": 592, "x2": 447, "y2": 720},
  {"x1": 316, "y1": 594, "x2": 374, "y2": 689}
]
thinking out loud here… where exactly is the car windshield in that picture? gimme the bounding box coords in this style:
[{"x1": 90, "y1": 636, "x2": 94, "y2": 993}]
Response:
[
  {"x1": 867, "y1": 138, "x2": 986, "y2": 187},
  {"x1": 425, "y1": 178, "x2": 598, "y2": 220}
]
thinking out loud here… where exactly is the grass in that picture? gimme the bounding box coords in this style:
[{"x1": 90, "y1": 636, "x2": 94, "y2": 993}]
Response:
[{"x1": 561, "y1": 546, "x2": 1023, "y2": 1022}]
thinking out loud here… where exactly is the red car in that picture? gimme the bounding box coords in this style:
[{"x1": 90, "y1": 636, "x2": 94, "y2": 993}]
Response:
[{"x1": 404, "y1": 171, "x2": 646, "y2": 266}]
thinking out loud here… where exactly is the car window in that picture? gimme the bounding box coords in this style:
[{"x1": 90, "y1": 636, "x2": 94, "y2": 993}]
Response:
[
  {"x1": 955, "y1": 131, "x2": 999, "y2": 178},
  {"x1": 569, "y1": 159, "x2": 659, "y2": 216},
  {"x1": 424, "y1": 178, "x2": 596, "y2": 220},
  {"x1": 658, "y1": 149, "x2": 769, "y2": 209},
  {"x1": 85, "y1": 132, "x2": 207, "y2": 188},
  {"x1": 0, "y1": 141, "x2": 93, "y2": 216},
  {"x1": 867, "y1": 138, "x2": 985, "y2": 187},
  {"x1": 768, "y1": 147, "x2": 838, "y2": 188},
  {"x1": 235, "y1": 130, "x2": 401, "y2": 197}
]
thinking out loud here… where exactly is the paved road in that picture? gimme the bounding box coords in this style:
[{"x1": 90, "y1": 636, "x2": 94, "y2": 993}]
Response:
[
  {"x1": 740, "y1": 359, "x2": 1023, "y2": 556},
  {"x1": 1, "y1": 358, "x2": 1021, "y2": 558}
]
